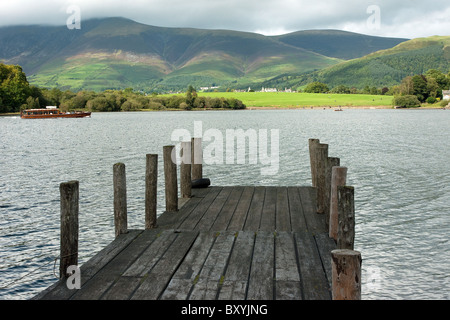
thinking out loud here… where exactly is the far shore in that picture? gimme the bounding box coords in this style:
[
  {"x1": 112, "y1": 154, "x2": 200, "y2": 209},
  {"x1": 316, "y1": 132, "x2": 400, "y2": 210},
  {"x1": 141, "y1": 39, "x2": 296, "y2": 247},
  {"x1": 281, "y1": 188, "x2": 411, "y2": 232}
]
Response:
[
  {"x1": 245, "y1": 105, "x2": 448, "y2": 110},
  {"x1": 1, "y1": 104, "x2": 448, "y2": 117}
]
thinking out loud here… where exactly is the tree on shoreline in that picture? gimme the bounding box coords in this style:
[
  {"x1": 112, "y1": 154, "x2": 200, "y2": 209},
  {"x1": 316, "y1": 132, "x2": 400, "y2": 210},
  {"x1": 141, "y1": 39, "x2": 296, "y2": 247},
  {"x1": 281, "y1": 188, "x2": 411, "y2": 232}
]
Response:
[
  {"x1": 393, "y1": 69, "x2": 450, "y2": 105},
  {"x1": 0, "y1": 64, "x2": 31, "y2": 113}
]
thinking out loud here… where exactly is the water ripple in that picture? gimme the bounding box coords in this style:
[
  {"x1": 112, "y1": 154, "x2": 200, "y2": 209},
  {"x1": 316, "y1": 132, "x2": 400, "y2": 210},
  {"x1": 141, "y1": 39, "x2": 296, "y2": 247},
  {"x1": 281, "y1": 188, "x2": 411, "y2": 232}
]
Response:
[{"x1": 1, "y1": 110, "x2": 449, "y2": 300}]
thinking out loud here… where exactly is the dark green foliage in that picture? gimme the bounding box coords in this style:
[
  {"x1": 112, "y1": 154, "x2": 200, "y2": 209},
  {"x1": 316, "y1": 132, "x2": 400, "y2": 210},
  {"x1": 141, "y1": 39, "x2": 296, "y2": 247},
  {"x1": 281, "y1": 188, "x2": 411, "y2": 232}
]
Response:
[
  {"x1": 0, "y1": 64, "x2": 31, "y2": 112},
  {"x1": 426, "y1": 96, "x2": 437, "y2": 104},
  {"x1": 411, "y1": 75, "x2": 428, "y2": 102},
  {"x1": 393, "y1": 95, "x2": 421, "y2": 108},
  {"x1": 304, "y1": 82, "x2": 329, "y2": 93},
  {"x1": 394, "y1": 69, "x2": 450, "y2": 103}
]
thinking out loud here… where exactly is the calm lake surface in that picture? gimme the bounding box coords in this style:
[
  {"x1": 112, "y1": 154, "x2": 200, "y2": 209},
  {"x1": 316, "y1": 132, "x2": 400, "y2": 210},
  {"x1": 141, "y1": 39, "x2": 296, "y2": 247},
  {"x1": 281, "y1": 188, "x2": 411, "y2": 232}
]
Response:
[{"x1": 1, "y1": 109, "x2": 449, "y2": 300}]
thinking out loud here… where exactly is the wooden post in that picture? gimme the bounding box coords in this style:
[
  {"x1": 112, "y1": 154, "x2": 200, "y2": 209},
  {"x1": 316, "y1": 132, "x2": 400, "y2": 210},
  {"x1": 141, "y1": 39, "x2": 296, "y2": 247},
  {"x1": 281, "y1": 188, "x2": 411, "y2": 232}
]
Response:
[
  {"x1": 191, "y1": 137, "x2": 203, "y2": 180},
  {"x1": 145, "y1": 154, "x2": 158, "y2": 229},
  {"x1": 337, "y1": 186, "x2": 355, "y2": 250},
  {"x1": 60, "y1": 180, "x2": 79, "y2": 279},
  {"x1": 324, "y1": 157, "x2": 340, "y2": 230},
  {"x1": 331, "y1": 249, "x2": 362, "y2": 300},
  {"x1": 164, "y1": 145, "x2": 178, "y2": 212},
  {"x1": 315, "y1": 143, "x2": 328, "y2": 214},
  {"x1": 329, "y1": 166, "x2": 348, "y2": 240},
  {"x1": 309, "y1": 138, "x2": 320, "y2": 187},
  {"x1": 113, "y1": 163, "x2": 128, "y2": 237},
  {"x1": 180, "y1": 141, "x2": 192, "y2": 198}
]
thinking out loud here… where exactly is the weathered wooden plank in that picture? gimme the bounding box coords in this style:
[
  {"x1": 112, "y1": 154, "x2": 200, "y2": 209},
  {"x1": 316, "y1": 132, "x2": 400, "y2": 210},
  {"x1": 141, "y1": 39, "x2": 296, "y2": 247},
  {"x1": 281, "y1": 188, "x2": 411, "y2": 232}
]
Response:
[
  {"x1": 100, "y1": 276, "x2": 142, "y2": 300},
  {"x1": 195, "y1": 187, "x2": 233, "y2": 231},
  {"x1": 178, "y1": 187, "x2": 223, "y2": 230},
  {"x1": 79, "y1": 230, "x2": 144, "y2": 278},
  {"x1": 191, "y1": 187, "x2": 211, "y2": 198},
  {"x1": 157, "y1": 197, "x2": 202, "y2": 229},
  {"x1": 275, "y1": 232, "x2": 301, "y2": 300},
  {"x1": 189, "y1": 231, "x2": 236, "y2": 300},
  {"x1": 131, "y1": 230, "x2": 199, "y2": 300},
  {"x1": 247, "y1": 231, "x2": 274, "y2": 300},
  {"x1": 218, "y1": 231, "x2": 255, "y2": 300},
  {"x1": 314, "y1": 233, "x2": 337, "y2": 289},
  {"x1": 275, "y1": 232, "x2": 299, "y2": 282},
  {"x1": 295, "y1": 231, "x2": 331, "y2": 300},
  {"x1": 35, "y1": 230, "x2": 143, "y2": 300},
  {"x1": 243, "y1": 186, "x2": 265, "y2": 231},
  {"x1": 71, "y1": 273, "x2": 117, "y2": 300},
  {"x1": 160, "y1": 231, "x2": 218, "y2": 300},
  {"x1": 276, "y1": 187, "x2": 291, "y2": 232},
  {"x1": 299, "y1": 187, "x2": 327, "y2": 234},
  {"x1": 276, "y1": 281, "x2": 302, "y2": 301},
  {"x1": 288, "y1": 187, "x2": 307, "y2": 232},
  {"x1": 211, "y1": 186, "x2": 244, "y2": 231},
  {"x1": 122, "y1": 230, "x2": 178, "y2": 276},
  {"x1": 260, "y1": 186, "x2": 277, "y2": 231},
  {"x1": 70, "y1": 229, "x2": 162, "y2": 300},
  {"x1": 227, "y1": 186, "x2": 254, "y2": 231}
]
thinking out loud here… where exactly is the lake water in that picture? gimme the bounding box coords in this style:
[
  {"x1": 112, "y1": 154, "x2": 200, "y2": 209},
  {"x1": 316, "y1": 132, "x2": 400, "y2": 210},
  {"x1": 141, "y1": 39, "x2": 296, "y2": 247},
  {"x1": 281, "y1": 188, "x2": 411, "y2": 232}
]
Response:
[{"x1": 0, "y1": 109, "x2": 449, "y2": 300}]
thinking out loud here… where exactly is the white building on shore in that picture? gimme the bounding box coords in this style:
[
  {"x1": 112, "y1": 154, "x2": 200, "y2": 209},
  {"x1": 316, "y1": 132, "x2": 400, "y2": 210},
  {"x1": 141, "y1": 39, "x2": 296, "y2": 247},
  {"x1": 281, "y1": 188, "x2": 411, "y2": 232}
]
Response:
[
  {"x1": 261, "y1": 87, "x2": 277, "y2": 92},
  {"x1": 443, "y1": 90, "x2": 450, "y2": 100}
]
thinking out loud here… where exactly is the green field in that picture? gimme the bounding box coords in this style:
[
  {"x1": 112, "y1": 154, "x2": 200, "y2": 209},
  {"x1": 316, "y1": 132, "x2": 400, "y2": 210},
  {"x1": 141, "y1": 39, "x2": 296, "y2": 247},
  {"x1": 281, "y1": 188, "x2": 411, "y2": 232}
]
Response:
[{"x1": 195, "y1": 92, "x2": 394, "y2": 108}]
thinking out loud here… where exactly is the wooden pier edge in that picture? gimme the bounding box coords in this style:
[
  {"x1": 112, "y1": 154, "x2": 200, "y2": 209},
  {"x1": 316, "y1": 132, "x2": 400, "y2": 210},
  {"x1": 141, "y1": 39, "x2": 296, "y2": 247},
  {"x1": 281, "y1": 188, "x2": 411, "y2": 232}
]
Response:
[{"x1": 36, "y1": 138, "x2": 361, "y2": 300}]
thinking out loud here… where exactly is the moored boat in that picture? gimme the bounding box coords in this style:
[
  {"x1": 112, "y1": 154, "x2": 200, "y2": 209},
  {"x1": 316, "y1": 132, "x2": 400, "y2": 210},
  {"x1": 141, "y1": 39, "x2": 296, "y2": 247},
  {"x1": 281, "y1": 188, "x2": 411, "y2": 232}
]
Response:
[{"x1": 20, "y1": 107, "x2": 91, "y2": 119}]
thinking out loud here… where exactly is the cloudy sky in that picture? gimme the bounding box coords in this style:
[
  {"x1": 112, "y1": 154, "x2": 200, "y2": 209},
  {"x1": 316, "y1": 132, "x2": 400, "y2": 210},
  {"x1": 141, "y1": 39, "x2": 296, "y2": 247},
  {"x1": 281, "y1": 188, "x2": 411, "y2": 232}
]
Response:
[{"x1": 0, "y1": 0, "x2": 449, "y2": 39}]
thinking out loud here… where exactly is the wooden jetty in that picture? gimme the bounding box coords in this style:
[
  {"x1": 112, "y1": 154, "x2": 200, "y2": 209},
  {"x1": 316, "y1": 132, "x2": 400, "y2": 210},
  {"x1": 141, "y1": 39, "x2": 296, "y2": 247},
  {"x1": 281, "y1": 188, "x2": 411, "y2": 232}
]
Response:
[{"x1": 34, "y1": 139, "x2": 361, "y2": 300}]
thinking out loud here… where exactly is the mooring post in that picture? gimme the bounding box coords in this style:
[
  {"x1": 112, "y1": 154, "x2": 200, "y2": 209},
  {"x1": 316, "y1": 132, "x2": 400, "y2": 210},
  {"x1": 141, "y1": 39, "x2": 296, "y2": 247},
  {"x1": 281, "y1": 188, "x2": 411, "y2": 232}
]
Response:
[
  {"x1": 329, "y1": 166, "x2": 348, "y2": 240},
  {"x1": 309, "y1": 138, "x2": 320, "y2": 187},
  {"x1": 113, "y1": 163, "x2": 128, "y2": 237},
  {"x1": 191, "y1": 137, "x2": 203, "y2": 180},
  {"x1": 180, "y1": 141, "x2": 192, "y2": 198},
  {"x1": 324, "y1": 157, "x2": 340, "y2": 229},
  {"x1": 331, "y1": 249, "x2": 362, "y2": 300},
  {"x1": 337, "y1": 185, "x2": 355, "y2": 250},
  {"x1": 60, "y1": 180, "x2": 79, "y2": 279},
  {"x1": 315, "y1": 143, "x2": 328, "y2": 214},
  {"x1": 145, "y1": 154, "x2": 158, "y2": 229},
  {"x1": 164, "y1": 145, "x2": 178, "y2": 212}
]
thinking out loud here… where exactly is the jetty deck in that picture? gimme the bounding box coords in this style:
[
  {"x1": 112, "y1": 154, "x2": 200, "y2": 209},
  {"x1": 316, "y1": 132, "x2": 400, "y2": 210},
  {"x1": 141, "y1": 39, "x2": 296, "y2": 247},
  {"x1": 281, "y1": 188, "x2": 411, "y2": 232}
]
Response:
[
  {"x1": 35, "y1": 139, "x2": 361, "y2": 300},
  {"x1": 36, "y1": 186, "x2": 336, "y2": 300}
]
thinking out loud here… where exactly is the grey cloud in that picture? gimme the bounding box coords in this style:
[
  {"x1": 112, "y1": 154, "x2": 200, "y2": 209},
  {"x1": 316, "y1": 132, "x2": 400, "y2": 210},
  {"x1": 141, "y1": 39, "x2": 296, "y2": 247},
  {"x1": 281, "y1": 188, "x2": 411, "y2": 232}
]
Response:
[{"x1": 0, "y1": 0, "x2": 448, "y2": 38}]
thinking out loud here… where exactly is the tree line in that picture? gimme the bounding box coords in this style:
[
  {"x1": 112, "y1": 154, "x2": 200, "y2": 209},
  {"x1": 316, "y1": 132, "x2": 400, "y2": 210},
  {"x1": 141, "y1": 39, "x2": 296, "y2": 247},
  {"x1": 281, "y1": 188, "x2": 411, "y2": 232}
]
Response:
[
  {"x1": 301, "y1": 68, "x2": 450, "y2": 108},
  {"x1": 1, "y1": 61, "x2": 448, "y2": 112},
  {"x1": 0, "y1": 64, "x2": 246, "y2": 113},
  {"x1": 390, "y1": 69, "x2": 450, "y2": 107}
]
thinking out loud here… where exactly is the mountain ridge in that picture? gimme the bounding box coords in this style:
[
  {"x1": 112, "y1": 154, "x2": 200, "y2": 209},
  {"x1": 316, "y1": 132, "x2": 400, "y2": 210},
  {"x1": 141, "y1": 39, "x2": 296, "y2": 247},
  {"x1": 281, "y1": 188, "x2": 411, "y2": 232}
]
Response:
[{"x1": 0, "y1": 17, "x2": 410, "y2": 91}]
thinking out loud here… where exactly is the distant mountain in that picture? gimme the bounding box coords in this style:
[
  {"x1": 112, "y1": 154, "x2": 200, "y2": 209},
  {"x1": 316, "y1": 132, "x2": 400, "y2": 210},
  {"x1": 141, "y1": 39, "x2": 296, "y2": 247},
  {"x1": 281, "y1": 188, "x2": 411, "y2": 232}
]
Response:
[
  {"x1": 0, "y1": 17, "x2": 409, "y2": 92},
  {"x1": 274, "y1": 30, "x2": 408, "y2": 60},
  {"x1": 264, "y1": 35, "x2": 450, "y2": 90}
]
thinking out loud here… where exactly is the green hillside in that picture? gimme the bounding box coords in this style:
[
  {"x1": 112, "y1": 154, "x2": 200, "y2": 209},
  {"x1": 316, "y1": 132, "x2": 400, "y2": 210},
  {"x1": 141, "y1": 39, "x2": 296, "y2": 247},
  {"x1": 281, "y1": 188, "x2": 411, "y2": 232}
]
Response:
[
  {"x1": 0, "y1": 18, "x2": 339, "y2": 91},
  {"x1": 0, "y1": 17, "x2": 410, "y2": 92},
  {"x1": 263, "y1": 36, "x2": 450, "y2": 90}
]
